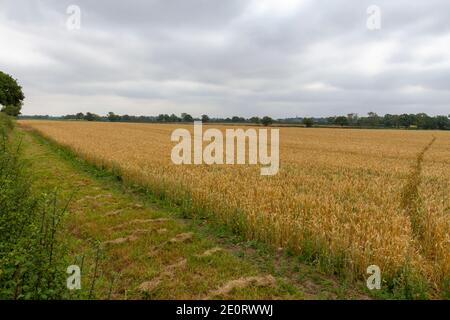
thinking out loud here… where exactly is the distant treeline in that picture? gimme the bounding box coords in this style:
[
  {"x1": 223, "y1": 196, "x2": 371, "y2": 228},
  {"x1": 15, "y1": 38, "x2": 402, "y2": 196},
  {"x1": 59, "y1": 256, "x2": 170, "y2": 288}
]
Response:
[{"x1": 19, "y1": 111, "x2": 450, "y2": 130}]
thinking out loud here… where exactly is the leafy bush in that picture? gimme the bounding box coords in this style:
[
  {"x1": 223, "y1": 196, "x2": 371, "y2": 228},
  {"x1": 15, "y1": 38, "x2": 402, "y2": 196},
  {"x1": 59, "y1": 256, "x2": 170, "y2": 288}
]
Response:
[
  {"x1": 0, "y1": 114, "x2": 68, "y2": 299},
  {"x1": 0, "y1": 71, "x2": 25, "y2": 116}
]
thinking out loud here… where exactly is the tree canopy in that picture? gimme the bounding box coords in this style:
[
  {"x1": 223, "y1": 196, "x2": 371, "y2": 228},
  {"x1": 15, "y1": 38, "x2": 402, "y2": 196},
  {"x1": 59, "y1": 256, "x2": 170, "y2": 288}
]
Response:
[
  {"x1": 302, "y1": 117, "x2": 314, "y2": 127},
  {"x1": 22, "y1": 111, "x2": 450, "y2": 131},
  {"x1": 0, "y1": 71, "x2": 25, "y2": 116},
  {"x1": 261, "y1": 116, "x2": 273, "y2": 126}
]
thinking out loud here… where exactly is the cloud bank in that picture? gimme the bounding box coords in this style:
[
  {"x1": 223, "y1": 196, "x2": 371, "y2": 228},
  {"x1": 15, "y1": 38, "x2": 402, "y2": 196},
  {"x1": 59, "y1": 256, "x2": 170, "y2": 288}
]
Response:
[{"x1": 1, "y1": 0, "x2": 449, "y2": 117}]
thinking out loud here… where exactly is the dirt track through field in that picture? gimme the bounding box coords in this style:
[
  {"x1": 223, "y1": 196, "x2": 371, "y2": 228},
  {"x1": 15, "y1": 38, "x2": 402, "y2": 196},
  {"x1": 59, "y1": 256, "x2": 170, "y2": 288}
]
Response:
[{"x1": 401, "y1": 136, "x2": 436, "y2": 239}]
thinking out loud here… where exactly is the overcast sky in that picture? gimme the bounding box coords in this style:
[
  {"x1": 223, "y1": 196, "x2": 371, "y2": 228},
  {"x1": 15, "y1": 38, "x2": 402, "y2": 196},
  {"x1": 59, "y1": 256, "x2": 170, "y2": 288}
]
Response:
[{"x1": 1, "y1": 0, "x2": 449, "y2": 118}]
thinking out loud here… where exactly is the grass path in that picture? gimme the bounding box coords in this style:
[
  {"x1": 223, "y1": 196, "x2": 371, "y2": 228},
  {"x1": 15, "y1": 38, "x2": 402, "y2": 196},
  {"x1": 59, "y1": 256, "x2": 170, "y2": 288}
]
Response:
[{"x1": 18, "y1": 127, "x2": 369, "y2": 299}]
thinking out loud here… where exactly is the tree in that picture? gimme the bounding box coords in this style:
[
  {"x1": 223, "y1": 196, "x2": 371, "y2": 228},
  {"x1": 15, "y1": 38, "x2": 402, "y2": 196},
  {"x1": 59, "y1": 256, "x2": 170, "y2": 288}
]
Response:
[
  {"x1": 107, "y1": 112, "x2": 120, "y2": 122},
  {"x1": 435, "y1": 115, "x2": 450, "y2": 130},
  {"x1": 156, "y1": 114, "x2": 170, "y2": 122},
  {"x1": 383, "y1": 114, "x2": 399, "y2": 128},
  {"x1": 169, "y1": 114, "x2": 180, "y2": 122},
  {"x1": 326, "y1": 116, "x2": 336, "y2": 125},
  {"x1": 398, "y1": 113, "x2": 411, "y2": 128},
  {"x1": 84, "y1": 112, "x2": 100, "y2": 121},
  {"x1": 347, "y1": 113, "x2": 358, "y2": 125},
  {"x1": 261, "y1": 116, "x2": 273, "y2": 126},
  {"x1": 181, "y1": 113, "x2": 193, "y2": 122},
  {"x1": 249, "y1": 116, "x2": 260, "y2": 124},
  {"x1": 367, "y1": 112, "x2": 380, "y2": 127},
  {"x1": 232, "y1": 116, "x2": 245, "y2": 123},
  {"x1": 416, "y1": 113, "x2": 431, "y2": 129},
  {"x1": 201, "y1": 114, "x2": 210, "y2": 123},
  {"x1": 1, "y1": 104, "x2": 21, "y2": 117},
  {"x1": 75, "y1": 112, "x2": 84, "y2": 120},
  {"x1": 334, "y1": 116, "x2": 349, "y2": 127},
  {"x1": 0, "y1": 71, "x2": 25, "y2": 116},
  {"x1": 302, "y1": 117, "x2": 314, "y2": 127}
]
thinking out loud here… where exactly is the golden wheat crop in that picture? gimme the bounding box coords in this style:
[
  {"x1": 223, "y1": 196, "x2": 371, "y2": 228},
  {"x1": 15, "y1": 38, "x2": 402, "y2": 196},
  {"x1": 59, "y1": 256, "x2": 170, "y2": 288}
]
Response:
[{"x1": 19, "y1": 120, "x2": 450, "y2": 295}]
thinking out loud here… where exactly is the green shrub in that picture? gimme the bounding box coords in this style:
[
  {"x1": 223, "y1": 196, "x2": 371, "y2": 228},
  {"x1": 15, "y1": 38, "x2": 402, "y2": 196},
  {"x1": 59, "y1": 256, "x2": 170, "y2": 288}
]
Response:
[{"x1": 0, "y1": 115, "x2": 68, "y2": 299}]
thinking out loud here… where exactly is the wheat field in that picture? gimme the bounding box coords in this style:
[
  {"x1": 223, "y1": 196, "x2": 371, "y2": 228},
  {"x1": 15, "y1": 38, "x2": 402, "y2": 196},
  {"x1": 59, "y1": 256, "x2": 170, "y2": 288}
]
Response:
[{"x1": 19, "y1": 120, "x2": 450, "y2": 295}]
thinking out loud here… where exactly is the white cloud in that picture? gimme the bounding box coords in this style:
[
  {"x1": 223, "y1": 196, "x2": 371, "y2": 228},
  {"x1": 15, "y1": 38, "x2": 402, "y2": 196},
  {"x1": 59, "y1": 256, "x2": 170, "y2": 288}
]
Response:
[{"x1": 303, "y1": 82, "x2": 338, "y2": 91}]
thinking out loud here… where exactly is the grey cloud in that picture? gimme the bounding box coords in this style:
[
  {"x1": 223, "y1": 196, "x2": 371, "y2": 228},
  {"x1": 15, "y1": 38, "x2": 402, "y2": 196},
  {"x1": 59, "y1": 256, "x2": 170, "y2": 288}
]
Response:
[{"x1": 0, "y1": 0, "x2": 449, "y2": 117}]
